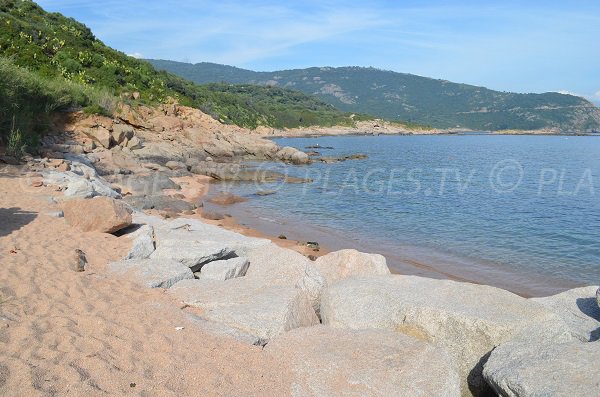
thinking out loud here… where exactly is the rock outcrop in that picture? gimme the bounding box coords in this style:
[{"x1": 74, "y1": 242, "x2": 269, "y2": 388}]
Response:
[
  {"x1": 483, "y1": 340, "x2": 600, "y2": 397},
  {"x1": 169, "y1": 278, "x2": 319, "y2": 341},
  {"x1": 196, "y1": 257, "x2": 250, "y2": 281},
  {"x1": 314, "y1": 249, "x2": 390, "y2": 285},
  {"x1": 109, "y1": 258, "x2": 194, "y2": 289},
  {"x1": 264, "y1": 325, "x2": 461, "y2": 397},
  {"x1": 531, "y1": 286, "x2": 600, "y2": 342},
  {"x1": 275, "y1": 146, "x2": 310, "y2": 164},
  {"x1": 320, "y1": 275, "x2": 572, "y2": 396},
  {"x1": 150, "y1": 239, "x2": 235, "y2": 272},
  {"x1": 124, "y1": 224, "x2": 156, "y2": 260},
  {"x1": 245, "y1": 243, "x2": 326, "y2": 315},
  {"x1": 63, "y1": 196, "x2": 132, "y2": 233}
]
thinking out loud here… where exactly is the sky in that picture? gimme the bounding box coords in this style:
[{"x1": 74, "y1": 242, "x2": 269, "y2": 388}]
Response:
[{"x1": 36, "y1": 0, "x2": 600, "y2": 103}]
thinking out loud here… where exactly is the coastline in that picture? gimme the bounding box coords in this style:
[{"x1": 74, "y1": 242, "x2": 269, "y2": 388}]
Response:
[
  {"x1": 3, "y1": 134, "x2": 598, "y2": 396},
  {"x1": 256, "y1": 119, "x2": 600, "y2": 138},
  {"x1": 203, "y1": 191, "x2": 585, "y2": 298}
]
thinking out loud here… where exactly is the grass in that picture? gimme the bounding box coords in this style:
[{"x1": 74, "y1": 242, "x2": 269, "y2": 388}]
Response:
[{"x1": 0, "y1": 55, "x2": 111, "y2": 152}]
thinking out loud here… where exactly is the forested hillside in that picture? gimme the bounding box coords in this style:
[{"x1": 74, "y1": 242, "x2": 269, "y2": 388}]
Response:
[
  {"x1": 0, "y1": 0, "x2": 361, "y2": 151},
  {"x1": 149, "y1": 60, "x2": 600, "y2": 132}
]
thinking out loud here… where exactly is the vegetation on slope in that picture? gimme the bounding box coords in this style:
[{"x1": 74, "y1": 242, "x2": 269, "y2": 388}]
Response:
[
  {"x1": 0, "y1": 0, "x2": 363, "y2": 150},
  {"x1": 149, "y1": 61, "x2": 600, "y2": 132}
]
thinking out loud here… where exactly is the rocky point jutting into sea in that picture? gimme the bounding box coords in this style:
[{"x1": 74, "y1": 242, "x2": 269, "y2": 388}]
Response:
[{"x1": 0, "y1": 102, "x2": 599, "y2": 397}]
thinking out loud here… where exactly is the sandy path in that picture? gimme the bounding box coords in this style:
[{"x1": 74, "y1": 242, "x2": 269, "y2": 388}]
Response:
[{"x1": 0, "y1": 166, "x2": 291, "y2": 396}]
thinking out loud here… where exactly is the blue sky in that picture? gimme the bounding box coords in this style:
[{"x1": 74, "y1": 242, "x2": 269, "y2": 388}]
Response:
[{"x1": 36, "y1": 0, "x2": 600, "y2": 103}]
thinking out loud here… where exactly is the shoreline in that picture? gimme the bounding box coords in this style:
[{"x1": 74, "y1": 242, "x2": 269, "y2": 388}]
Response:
[
  {"x1": 201, "y1": 183, "x2": 585, "y2": 298},
  {"x1": 257, "y1": 119, "x2": 600, "y2": 138}
]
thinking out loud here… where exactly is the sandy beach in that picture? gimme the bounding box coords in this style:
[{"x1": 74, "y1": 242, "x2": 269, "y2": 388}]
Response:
[
  {"x1": 0, "y1": 98, "x2": 597, "y2": 397},
  {"x1": 0, "y1": 166, "x2": 293, "y2": 396}
]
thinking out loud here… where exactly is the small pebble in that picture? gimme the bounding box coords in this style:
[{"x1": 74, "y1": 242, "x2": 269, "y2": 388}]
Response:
[
  {"x1": 46, "y1": 211, "x2": 64, "y2": 218},
  {"x1": 72, "y1": 249, "x2": 87, "y2": 272}
]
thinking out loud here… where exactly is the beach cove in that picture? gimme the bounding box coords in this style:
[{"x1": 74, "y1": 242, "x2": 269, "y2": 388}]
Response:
[{"x1": 1, "y1": 104, "x2": 599, "y2": 397}]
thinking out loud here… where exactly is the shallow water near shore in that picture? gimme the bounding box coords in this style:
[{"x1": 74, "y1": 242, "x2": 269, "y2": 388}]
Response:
[{"x1": 207, "y1": 134, "x2": 600, "y2": 296}]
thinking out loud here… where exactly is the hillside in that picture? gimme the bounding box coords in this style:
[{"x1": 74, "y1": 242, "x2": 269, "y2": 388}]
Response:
[
  {"x1": 149, "y1": 60, "x2": 600, "y2": 132},
  {"x1": 0, "y1": 0, "x2": 359, "y2": 149}
]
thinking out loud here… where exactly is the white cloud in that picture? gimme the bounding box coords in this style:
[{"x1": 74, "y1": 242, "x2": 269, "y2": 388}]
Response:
[
  {"x1": 127, "y1": 52, "x2": 144, "y2": 59},
  {"x1": 594, "y1": 91, "x2": 600, "y2": 99}
]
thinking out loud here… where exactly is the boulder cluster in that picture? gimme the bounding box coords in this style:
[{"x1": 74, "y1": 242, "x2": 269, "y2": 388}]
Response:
[
  {"x1": 109, "y1": 210, "x2": 600, "y2": 396},
  {"x1": 27, "y1": 105, "x2": 600, "y2": 397}
]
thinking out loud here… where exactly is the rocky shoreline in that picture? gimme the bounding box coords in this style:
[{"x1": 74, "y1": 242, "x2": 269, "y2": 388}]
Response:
[{"x1": 1, "y1": 105, "x2": 599, "y2": 396}]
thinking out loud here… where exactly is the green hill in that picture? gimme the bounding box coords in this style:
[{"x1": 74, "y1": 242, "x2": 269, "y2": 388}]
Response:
[
  {"x1": 148, "y1": 60, "x2": 600, "y2": 132},
  {"x1": 0, "y1": 0, "x2": 362, "y2": 150}
]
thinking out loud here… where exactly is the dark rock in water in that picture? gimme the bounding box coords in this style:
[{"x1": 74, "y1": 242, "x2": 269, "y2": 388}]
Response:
[
  {"x1": 318, "y1": 154, "x2": 368, "y2": 163},
  {"x1": 284, "y1": 176, "x2": 312, "y2": 184},
  {"x1": 123, "y1": 195, "x2": 195, "y2": 213},
  {"x1": 278, "y1": 235, "x2": 287, "y2": 240},
  {"x1": 191, "y1": 161, "x2": 312, "y2": 183},
  {"x1": 208, "y1": 192, "x2": 247, "y2": 205},
  {"x1": 305, "y1": 145, "x2": 334, "y2": 149},
  {"x1": 306, "y1": 151, "x2": 321, "y2": 156},
  {"x1": 256, "y1": 190, "x2": 276, "y2": 196},
  {"x1": 202, "y1": 211, "x2": 225, "y2": 221},
  {"x1": 306, "y1": 241, "x2": 320, "y2": 250}
]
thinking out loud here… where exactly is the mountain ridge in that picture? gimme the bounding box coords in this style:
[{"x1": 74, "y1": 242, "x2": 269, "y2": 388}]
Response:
[
  {"x1": 148, "y1": 60, "x2": 600, "y2": 132},
  {"x1": 0, "y1": 0, "x2": 366, "y2": 142}
]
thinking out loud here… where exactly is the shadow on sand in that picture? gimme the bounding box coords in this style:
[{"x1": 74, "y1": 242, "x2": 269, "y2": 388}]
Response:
[{"x1": 0, "y1": 207, "x2": 37, "y2": 238}]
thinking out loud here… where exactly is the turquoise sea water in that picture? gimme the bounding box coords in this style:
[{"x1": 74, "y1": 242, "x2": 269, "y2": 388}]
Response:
[{"x1": 207, "y1": 135, "x2": 600, "y2": 295}]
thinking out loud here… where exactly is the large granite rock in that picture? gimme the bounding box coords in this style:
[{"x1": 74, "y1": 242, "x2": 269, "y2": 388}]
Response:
[
  {"x1": 84, "y1": 126, "x2": 112, "y2": 149},
  {"x1": 169, "y1": 278, "x2": 318, "y2": 341},
  {"x1": 109, "y1": 258, "x2": 193, "y2": 288},
  {"x1": 314, "y1": 249, "x2": 390, "y2": 285},
  {"x1": 265, "y1": 325, "x2": 461, "y2": 397},
  {"x1": 184, "y1": 313, "x2": 265, "y2": 346},
  {"x1": 151, "y1": 239, "x2": 235, "y2": 272},
  {"x1": 531, "y1": 286, "x2": 600, "y2": 342},
  {"x1": 44, "y1": 168, "x2": 121, "y2": 200},
  {"x1": 124, "y1": 224, "x2": 156, "y2": 260},
  {"x1": 483, "y1": 340, "x2": 600, "y2": 397},
  {"x1": 320, "y1": 275, "x2": 572, "y2": 396},
  {"x1": 63, "y1": 196, "x2": 132, "y2": 233},
  {"x1": 134, "y1": 215, "x2": 271, "y2": 256},
  {"x1": 189, "y1": 161, "x2": 310, "y2": 183},
  {"x1": 196, "y1": 257, "x2": 249, "y2": 281},
  {"x1": 123, "y1": 194, "x2": 195, "y2": 213},
  {"x1": 111, "y1": 173, "x2": 179, "y2": 196},
  {"x1": 63, "y1": 179, "x2": 95, "y2": 199},
  {"x1": 275, "y1": 146, "x2": 310, "y2": 164},
  {"x1": 245, "y1": 243, "x2": 326, "y2": 315}
]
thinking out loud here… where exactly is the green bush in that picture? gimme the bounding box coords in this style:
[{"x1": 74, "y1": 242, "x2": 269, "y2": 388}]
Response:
[{"x1": 0, "y1": 0, "x2": 365, "y2": 131}]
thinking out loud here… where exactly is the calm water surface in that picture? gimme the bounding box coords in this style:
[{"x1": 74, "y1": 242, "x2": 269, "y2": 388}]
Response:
[{"x1": 208, "y1": 135, "x2": 600, "y2": 295}]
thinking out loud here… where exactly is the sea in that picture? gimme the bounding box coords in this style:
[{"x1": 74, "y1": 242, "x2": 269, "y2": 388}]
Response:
[{"x1": 205, "y1": 134, "x2": 600, "y2": 296}]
